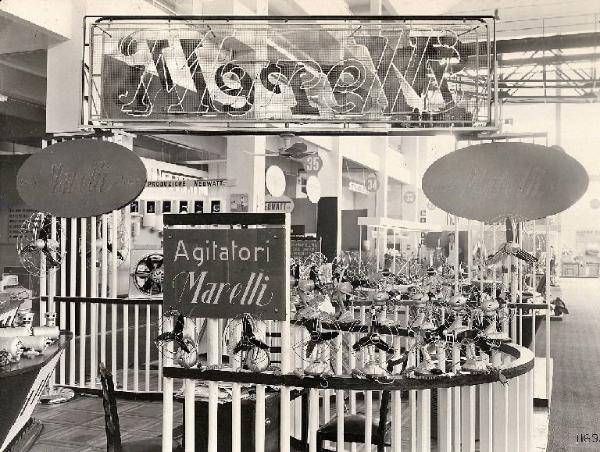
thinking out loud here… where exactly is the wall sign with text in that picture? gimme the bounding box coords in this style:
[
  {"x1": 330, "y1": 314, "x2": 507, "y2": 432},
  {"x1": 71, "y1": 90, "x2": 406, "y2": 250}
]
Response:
[
  {"x1": 163, "y1": 228, "x2": 286, "y2": 320},
  {"x1": 291, "y1": 237, "x2": 321, "y2": 262},
  {"x1": 86, "y1": 17, "x2": 493, "y2": 129}
]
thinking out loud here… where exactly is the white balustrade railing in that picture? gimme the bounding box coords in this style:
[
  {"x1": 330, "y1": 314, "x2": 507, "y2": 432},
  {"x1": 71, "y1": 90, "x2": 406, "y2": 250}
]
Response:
[{"x1": 161, "y1": 330, "x2": 535, "y2": 452}]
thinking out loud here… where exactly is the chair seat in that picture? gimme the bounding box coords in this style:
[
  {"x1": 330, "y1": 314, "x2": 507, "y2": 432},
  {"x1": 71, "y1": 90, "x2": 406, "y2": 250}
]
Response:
[
  {"x1": 317, "y1": 415, "x2": 380, "y2": 443},
  {"x1": 122, "y1": 437, "x2": 183, "y2": 452}
]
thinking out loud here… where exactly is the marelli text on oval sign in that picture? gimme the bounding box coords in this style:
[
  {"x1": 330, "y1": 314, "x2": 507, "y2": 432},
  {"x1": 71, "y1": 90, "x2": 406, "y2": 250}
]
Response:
[{"x1": 17, "y1": 139, "x2": 147, "y2": 218}]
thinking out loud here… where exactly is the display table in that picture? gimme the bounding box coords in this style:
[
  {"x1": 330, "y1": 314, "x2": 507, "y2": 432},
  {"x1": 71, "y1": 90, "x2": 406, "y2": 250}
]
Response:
[{"x1": 0, "y1": 333, "x2": 72, "y2": 452}]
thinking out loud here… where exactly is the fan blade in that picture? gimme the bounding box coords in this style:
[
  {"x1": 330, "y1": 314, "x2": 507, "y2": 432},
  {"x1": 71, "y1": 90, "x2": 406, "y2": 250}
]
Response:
[
  {"x1": 318, "y1": 331, "x2": 339, "y2": 342},
  {"x1": 505, "y1": 218, "x2": 514, "y2": 243},
  {"x1": 141, "y1": 278, "x2": 154, "y2": 292},
  {"x1": 143, "y1": 255, "x2": 155, "y2": 269},
  {"x1": 512, "y1": 249, "x2": 537, "y2": 263},
  {"x1": 21, "y1": 243, "x2": 37, "y2": 254},
  {"x1": 176, "y1": 337, "x2": 190, "y2": 354},
  {"x1": 250, "y1": 337, "x2": 269, "y2": 350},
  {"x1": 303, "y1": 318, "x2": 317, "y2": 334},
  {"x1": 42, "y1": 249, "x2": 60, "y2": 268},
  {"x1": 352, "y1": 336, "x2": 370, "y2": 351},
  {"x1": 486, "y1": 247, "x2": 508, "y2": 265},
  {"x1": 174, "y1": 314, "x2": 185, "y2": 334},
  {"x1": 386, "y1": 353, "x2": 408, "y2": 372},
  {"x1": 372, "y1": 338, "x2": 393, "y2": 353},
  {"x1": 38, "y1": 216, "x2": 53, "y2": 241},
  {"x1": 233, "y1": 341, "x2": 247, "y2": 355},
  {"x1": 156, "y1": 332, "x2": 174, "y2": 343},
  {"x1": 242, "y1": 315, "x2": 253, "y2": 337},
  {"x1": 305, "y1": 341, "x2": 316, "y2": 357}
]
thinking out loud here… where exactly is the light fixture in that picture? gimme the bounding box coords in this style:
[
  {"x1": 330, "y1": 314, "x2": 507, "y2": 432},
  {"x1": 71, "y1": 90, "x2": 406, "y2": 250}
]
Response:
[{"x1": 0, "y1": 94, "x2": 7, "y2": 102}]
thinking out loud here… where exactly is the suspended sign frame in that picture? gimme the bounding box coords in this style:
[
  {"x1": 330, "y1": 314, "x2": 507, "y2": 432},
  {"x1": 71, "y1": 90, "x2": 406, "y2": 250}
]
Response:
[{"x1": 84, "y1": 15, "x2": 496, "y2": 135}]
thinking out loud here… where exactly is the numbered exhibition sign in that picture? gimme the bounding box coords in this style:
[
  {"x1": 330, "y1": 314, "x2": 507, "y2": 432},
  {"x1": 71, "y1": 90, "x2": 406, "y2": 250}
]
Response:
[{"x1": 163, "y1": 228, "x2": 286, "y2": 320}]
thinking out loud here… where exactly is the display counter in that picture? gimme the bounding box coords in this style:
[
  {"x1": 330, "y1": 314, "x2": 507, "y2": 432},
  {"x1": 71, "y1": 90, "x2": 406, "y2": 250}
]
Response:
[{"x1": 0, "y1": 332, "x2": 72, "y2": 452}]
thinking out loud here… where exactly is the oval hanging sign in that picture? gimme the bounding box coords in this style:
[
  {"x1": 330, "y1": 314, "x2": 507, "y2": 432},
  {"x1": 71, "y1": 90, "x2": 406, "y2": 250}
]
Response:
[
  {"x1": 17, "y1": 139, "x2": 147, "y2": 218},
  {"x1": 422, "y1": 142, "x2": 589, "y2": 223}
]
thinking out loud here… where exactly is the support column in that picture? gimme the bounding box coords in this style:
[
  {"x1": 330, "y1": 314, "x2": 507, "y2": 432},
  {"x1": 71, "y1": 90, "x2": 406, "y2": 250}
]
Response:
[
  {"x1": 319, "y1": 138, "x2": 343, "y2": 255},
  {"x1": 226, "y1": 137, "x2": 266, "y2": 213},
  {"x1": 374, "y1": 136, "x2": 389, "y2": 267}
]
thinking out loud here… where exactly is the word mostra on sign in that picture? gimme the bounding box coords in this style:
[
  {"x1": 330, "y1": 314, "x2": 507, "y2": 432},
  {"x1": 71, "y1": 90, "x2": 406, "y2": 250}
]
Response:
[
  {"x1": 163, "y1": 228, "x2": 286, "y2": 320},
  {"x1": 17, "y1": 139, "x2": 147, "y2": 218}
]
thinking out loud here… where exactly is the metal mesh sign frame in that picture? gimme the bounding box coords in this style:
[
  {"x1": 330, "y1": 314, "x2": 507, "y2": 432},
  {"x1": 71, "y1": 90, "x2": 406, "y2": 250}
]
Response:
[{"x1": 84, "y1": 16, "x2": 496, "y2": 133}]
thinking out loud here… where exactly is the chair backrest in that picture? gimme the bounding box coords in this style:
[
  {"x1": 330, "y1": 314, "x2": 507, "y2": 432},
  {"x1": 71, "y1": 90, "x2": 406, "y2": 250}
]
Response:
[{"x1": 99, "y1": 363, "x2": 123, "y2": 452}]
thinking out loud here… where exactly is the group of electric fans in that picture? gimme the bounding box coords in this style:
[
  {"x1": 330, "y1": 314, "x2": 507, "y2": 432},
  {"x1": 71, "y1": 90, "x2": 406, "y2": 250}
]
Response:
[{"x1": 155, "y1": 218, "x2": 539, "y2": 382}]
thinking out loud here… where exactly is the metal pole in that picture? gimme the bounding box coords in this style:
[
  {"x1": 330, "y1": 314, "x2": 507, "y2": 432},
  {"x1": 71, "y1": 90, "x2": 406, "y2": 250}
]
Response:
[{"x1": 545, "y1": 218, "x2": 552, "y2": 405}]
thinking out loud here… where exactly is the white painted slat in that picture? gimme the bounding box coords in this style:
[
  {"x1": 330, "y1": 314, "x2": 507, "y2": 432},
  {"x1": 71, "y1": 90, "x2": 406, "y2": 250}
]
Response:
[
  {"x1": 528, "y1": 369, "x2": 534, "y2": 452},
  {"x1": 110, "y1": 211, "x2": 118, "y2": 386},
  {"x1": 231, "y1": 320, "x2": 242, "y2": 452},
  {"x1": 492, "y1": 382, "x2": 509, "y2": 452},
  {"x1": 255, "y1": 384, "x2": 266, "y2": 452},
  {"x1": 460, "y1": 386, "x2": 476, "y2": 452},
  {"x1": 293, "y1": 327, "x2": 301, "y2": 439},
  {"x1": 184, "y1": 318, "x2": 195, "y2": 452},
  {"x1": 39, "y1": 223, "x2": 46, "y2": 326},
  {"x1": 323, "y1": 340, "x2": 331, "y2": 450},
  {"x1": 69, "y1": 218, "x2": 77, "y2": 385},
  {"x1": 79, "y1": 218, "x2": 87, "y2": 387},
  {"x1": 365, "y1": 390, "x2": 373, "y2": 451},
  {"x1": 409, "y1": 389, "x2": 417, "y2": 452},
  {"x1": 280, "y1": 221, "x2": 292, "y2": 452},
  {"x1": 391, "y1": 390, "x2": 402, "y2": 452},
  {"x1": 133, "y1": 303, "x2": 139, "y2": 392},
  {"x1": 207, "y1": 318, "x2": 219, "y2": 452},
  {"x1": 162, "y1": 315, "x2": 174, "y2": 452},
  {"x1": 479, "y1": 383, "x2": 493, "y2": 452},
  {"x1": 59, "y1": 217, "x2": 67, "y2": 385},
  {"x1": 416, "y1": 389, "x2": 431, "y2": 452},
  {"x1": 507, "y1": 377, "x2": 520, "y2": 452},
  {"x1": 90, "y1": 216, "x2": 98, "y2": 389},
  {"x1": 308, "y1": 389, "x2": 319, "y2": 452},
  {"x1": 231, "y1": 382, "x2": 242, "y2": 452},
  {"x1": 158, "y1": 304, "x2": 163, "y2": 392},
  {"x1": 452, "y1": 343, "x2": 461, "y2": 452},
  {"x1": 47, "y1": 217, "x2": 57, "y2": 386},
  {"x1": 436, "y1": 344, "x2": 451, "y2": 452},
  {"x1": 145, "y1": 304, "x2": 151, "y2": 391},
  {"x1": 122, "y1": 304, "x2": 129, "y2": 390},
  {"x1": 335, "y1": 334, "x2": 344, "y2": 452},
  {"x1": 100, "y1": 215, "x2": 108, "y2": 368},
  {"x1": 518, "y1": 374, "x2": 529, "y2": 450}
]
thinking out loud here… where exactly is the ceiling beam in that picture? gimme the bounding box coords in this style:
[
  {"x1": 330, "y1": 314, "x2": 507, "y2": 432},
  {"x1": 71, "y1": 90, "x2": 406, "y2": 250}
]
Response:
[
  {"x1": 499, "y1": 52, "x2": 600, "y2": 68},
  {"x1": 497, "y1": 32, "x2": 600, "y2": 54}
]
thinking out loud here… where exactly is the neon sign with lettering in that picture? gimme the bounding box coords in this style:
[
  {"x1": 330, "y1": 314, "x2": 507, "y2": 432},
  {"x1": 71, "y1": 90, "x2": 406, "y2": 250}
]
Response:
[{"x1": 87, "y1": 18, "x2": 494, "y2": 128}]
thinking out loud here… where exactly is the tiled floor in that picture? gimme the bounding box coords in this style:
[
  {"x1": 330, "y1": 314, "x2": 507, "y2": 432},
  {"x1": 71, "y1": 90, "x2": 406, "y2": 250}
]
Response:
[
  {"x1": 30, "y1": 394, "x2": 182, "y2": 452},
  {"x1": 29, "y1": 393, "x2": 548, "y2": 451}
]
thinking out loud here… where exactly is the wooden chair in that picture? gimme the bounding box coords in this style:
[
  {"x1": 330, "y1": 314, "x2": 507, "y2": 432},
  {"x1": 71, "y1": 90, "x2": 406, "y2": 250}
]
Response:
[
  {"x1": 99, "y1": 363, "x2": 183, "y2": 452},
  {"x1": 316, "y1": 390, "x2": 391, "y2": 452}
]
